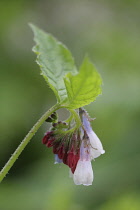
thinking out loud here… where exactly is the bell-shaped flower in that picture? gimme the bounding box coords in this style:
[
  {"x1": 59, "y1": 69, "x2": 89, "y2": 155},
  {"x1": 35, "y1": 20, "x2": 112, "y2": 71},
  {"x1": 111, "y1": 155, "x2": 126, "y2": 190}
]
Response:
[
  {"x1": 82, "y1": 111, "x2": 105, "y2": 159},
  {"x1": 73, "y1": 140, "x2": 93, "y2": 186}
]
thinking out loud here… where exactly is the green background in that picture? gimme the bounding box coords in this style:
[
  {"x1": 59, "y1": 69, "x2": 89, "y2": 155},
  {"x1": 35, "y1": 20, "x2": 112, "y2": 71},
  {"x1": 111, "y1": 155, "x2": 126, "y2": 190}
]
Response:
[{"x1": 0, "y1": 0, "x2": 140, "y2": 209}]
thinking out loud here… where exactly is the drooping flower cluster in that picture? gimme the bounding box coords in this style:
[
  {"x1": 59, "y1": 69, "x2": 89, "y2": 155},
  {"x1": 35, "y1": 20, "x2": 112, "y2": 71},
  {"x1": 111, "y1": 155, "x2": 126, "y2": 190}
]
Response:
[
  {"x1": 42, "y1": 109, "x2": 105, "y2": 186},
  {"x1": 42, "y1": 128, "x2": 80, "y2": 173}
]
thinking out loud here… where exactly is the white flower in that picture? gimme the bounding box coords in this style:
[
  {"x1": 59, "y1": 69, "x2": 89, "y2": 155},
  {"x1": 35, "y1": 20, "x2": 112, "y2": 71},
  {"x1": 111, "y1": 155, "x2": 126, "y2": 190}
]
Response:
[
  {"x1": 73, "y1": 141, "x2": 94, "y2": 186},
  {"x1": 82, "y1": 112, "x2": 105, "y2": 159},
  {"x1": 73, "y1": 160, "x2": 93, "y2": 186},
  {"x1": 72, "y1": 109, "x2": 105, "y2": 186},
  {"x1": 88, "y1": 130, "x2": 105, "y2": 159}
]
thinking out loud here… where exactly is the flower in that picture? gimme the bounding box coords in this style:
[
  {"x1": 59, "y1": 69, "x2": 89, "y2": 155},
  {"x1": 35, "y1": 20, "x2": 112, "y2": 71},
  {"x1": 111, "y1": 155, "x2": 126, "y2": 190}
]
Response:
[
  {"x1": 73, "y1": 109, "x2": 105, "y2": 186},
  {"x1": 73, "y1": 139, "x2": 93, "y2": 186},
  {"x1": 42, "y1": 109, "x2": 105, "y2": 186},
  {"x1": 82, "y1": 110, "x2": 105, "y2": 159},
  {"x1": 74, "y1": 160, "x2": 93, "y2": 186},
  {"x1": 42, "y1": 122, "x2": 80, "y2": 173}
]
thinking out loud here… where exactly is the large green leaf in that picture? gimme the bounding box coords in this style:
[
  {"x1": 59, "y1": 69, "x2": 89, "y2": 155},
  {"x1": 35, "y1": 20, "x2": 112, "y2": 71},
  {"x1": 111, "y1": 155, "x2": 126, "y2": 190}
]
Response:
[
  {"x1": 64, "y1": 57, "x2": 102, "y2": 109},
  {"x1": 30, "y1": 24, "x2": 77, "y2": 102}
]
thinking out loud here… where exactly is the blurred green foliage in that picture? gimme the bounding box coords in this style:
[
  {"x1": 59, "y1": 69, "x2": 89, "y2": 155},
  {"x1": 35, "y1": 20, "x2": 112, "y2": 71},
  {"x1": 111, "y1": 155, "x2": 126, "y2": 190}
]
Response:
[{"x1": 0, "y1": 0, "x2": 140, "y2": 209}]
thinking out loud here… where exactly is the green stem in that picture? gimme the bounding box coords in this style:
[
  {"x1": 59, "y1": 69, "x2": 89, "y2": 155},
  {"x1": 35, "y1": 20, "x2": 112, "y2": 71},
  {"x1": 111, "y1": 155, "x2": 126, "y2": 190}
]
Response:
[
  {"x1": 65, "y1": 112, "x2": 73, "y2": 124},
  {"x1": 70, "y1": 109, "x2": 81, "y2": 128},
  {"x1": 0, "y1": 103, "x2": 61, "y2": 183}
]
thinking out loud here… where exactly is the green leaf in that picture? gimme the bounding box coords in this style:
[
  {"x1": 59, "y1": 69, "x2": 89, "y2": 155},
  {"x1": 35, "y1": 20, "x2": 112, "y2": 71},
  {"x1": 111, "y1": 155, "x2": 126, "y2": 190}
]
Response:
[
  {"x1": 64, "y1": 57, "x2": 102, "y2": 109},
  {"x1": 30, "y1": 24, "x2": 77, "y2": 102}
]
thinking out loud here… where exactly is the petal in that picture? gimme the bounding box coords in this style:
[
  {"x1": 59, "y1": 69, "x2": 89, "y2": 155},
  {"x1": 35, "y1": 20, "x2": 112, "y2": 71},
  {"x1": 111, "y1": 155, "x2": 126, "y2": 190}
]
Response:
[
  {"x1": 73, "y1": 160, "x2": 94, "y2": 186},
  {"x1": 80, "y1": 140, "x2": 90, "y2": 161},
  {"x1": 82, "y1": 114, "x2": 93, "y2": 133},
  {"x1": 88, "y1": 130, "x2": 105, "y2": 159},
  {"x1": 65, "y1": 148, "x2": 80, "y2": 173},
  {"x1": 54, "y1": 154, "x2": 62, "y2": 164},
  {"x1": 82, "y1": 114, "x2": 105, "y2": 159},
  {"x1": 42, "y1": 135, "x2": 48, "y2": 144}
]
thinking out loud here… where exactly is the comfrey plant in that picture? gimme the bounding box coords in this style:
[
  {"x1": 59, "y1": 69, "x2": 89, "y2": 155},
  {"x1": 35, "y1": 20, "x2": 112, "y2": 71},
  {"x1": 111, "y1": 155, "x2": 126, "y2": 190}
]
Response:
[
  {"x1": 43, "y1": 108, "x2": 104, "y2": 186},
  {"x1": 0, "y1": 24, "x2": 105, "y2": 185}
]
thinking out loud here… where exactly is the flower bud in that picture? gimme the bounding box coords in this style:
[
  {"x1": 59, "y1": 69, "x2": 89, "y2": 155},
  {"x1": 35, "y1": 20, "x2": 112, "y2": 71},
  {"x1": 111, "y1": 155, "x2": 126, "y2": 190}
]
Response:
[
  {"x1": 45, "y1": 117, "x2": 53, "y2": 123},
  {"x1": 51, "y1": 112, "x2": 57, "y2": 121}
]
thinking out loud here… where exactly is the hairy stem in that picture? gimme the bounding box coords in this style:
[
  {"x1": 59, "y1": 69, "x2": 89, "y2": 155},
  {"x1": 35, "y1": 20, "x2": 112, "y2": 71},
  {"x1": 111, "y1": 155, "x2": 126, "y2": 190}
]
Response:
[
  {"x1": 70, "y1": 109, "x2": 82, "y2": 128},
  {"x1": 65, "y1": 112, "x2": 73, "y2": 124},
  {"x1": 0, "y1": 103, "x2": 61, "y2": 183}
]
